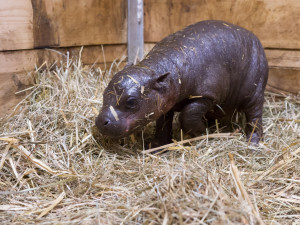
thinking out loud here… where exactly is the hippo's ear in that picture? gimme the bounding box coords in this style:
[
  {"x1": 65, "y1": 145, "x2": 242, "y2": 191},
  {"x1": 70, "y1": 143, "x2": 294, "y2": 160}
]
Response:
[{"x1": 153, "y1": 72, "x2": 171, "y2": 91}]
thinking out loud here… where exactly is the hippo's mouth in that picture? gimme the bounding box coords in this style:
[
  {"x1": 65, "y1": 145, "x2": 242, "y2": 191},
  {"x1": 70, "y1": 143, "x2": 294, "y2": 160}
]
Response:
[{"x1": 106, "y1": 125, "x2": 142, "y2": 139}]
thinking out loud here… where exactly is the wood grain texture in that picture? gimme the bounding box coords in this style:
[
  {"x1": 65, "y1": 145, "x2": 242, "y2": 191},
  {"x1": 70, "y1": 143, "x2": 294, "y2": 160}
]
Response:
[
  {"x1": 55, "y1": 0, "x2": 127, "y2": 47},
  {"x1": 265, "y1": 50, "x2": 300, "y2": 69},
  {"x1": 31, "y1": 0, "x2": 59, "y2": 48},
  {"x1": 144, "y1": 0, "x2": 300, "y2": 49},
  {"x1": 0, "y1": 45, "x2": 127, "y2": 74},
  {"x1": 0, "y1": 0, "x2": 127, "y2": 51},
  {"x1": 268, "y1": 68, "x2": 300, "y2": 94},
  {"x1": 0, "y1": 0, "x2": 34, "y2": 50},
  {"x1": 0, "y1": 72, "x2": 33, "y2": 118},
  {"x1": 265, "y1": 49, "x2": 300, "y2": 94}
]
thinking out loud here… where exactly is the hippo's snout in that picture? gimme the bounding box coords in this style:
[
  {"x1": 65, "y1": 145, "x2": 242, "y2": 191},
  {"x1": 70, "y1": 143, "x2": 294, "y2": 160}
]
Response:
[
  {"x1": 95, "y1": 111, "x2": 129, "y2": 139},
  {"x1": 95, "y1": 114, "x2": 109, "y2": 128}
]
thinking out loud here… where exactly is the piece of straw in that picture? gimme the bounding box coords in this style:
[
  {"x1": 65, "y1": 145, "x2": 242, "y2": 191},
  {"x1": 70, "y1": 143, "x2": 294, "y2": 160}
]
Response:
[{"x1": 109, "y1": 105, "x2": 119, "y2": 121}]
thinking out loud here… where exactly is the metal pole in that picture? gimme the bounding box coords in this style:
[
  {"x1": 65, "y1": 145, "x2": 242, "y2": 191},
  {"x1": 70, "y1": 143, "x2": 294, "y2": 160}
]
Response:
[{"x1": 128, "y1": 0, "x2": 144, "y2": 63}]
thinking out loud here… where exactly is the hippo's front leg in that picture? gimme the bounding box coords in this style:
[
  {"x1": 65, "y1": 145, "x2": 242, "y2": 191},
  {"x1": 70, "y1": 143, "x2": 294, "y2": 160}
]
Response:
[
  {"x1": 179, "y1": 98, "x2": 214, "y2": 136},
  {"x1": 151, "y1": 110, "x2": 174, "y2": 147}
]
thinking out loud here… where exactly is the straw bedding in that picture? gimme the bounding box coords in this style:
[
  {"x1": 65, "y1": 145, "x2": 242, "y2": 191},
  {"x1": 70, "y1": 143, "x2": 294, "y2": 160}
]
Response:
[{"x1": 0, "y1": 55, "x2": 299, "y2": 224}]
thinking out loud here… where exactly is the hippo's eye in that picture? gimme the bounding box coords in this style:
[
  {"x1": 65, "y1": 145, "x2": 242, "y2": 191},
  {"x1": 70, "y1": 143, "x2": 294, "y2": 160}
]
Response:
[{"x1": 125, "y1": 97, "x2": 139, "y2": 109}]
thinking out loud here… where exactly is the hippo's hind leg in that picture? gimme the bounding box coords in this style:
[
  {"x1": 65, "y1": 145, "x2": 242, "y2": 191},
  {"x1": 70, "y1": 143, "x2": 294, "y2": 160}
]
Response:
[
  {"x1": 179, "y1": 98, "x2": 214, "y2": 136},
  {"x1": 244, "y1": 45, "x2": 268, "y2": 144},
  {"x1": 244, "y1": 97, "x2": 264, "y2": 144}
]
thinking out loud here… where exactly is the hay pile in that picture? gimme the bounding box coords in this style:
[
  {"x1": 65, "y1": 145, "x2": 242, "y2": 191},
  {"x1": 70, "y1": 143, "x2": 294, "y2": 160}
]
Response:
[{"x1": 0, "y1": 55, "x2": 299, "y2": 224}]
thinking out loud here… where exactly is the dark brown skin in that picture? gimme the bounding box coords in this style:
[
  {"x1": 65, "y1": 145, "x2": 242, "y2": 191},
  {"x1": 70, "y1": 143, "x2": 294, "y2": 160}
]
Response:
[{"x1": 96, "y1": 20, "x2": 268, "y2": 146}]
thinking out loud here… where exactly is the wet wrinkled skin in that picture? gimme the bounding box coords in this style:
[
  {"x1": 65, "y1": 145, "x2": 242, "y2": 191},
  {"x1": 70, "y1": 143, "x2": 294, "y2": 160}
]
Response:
[{"x1": 96, "y1": 20, "x2": 268, "y2": 146}]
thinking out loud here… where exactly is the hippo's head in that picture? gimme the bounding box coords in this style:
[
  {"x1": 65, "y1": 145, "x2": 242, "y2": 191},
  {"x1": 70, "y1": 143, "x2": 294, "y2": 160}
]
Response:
[{"x1": 95, "y1": 65, "x2": 177, "y2": 139}]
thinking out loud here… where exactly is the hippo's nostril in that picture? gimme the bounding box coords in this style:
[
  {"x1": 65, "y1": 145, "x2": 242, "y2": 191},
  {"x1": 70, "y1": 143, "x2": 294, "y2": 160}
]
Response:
[{"x1": 104, "y1": 121, "x2": 109, "y2": 126}]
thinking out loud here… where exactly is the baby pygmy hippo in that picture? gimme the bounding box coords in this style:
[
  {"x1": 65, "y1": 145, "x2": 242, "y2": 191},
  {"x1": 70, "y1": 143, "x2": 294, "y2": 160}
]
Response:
[{"x1": 96, "y1": 20, "x2": 268, "y2": 146}]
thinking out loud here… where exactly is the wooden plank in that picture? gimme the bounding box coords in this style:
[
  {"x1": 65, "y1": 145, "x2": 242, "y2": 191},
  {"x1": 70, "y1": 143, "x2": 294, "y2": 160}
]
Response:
[
  {"x1": 144, "y1": 0, "x2": 300, "y2": 49},
  {"x1": 265, "y1": 49, "x2": 300, "y2": 69},
  {"x1": 54, "y1": 0, "x2": 127, "y2": 47},
  {"x1": 0, "y1": 72, "x2": 33, "y2": 118},
  {"x1": 31, "y1": 0, "x2": 59, "y2": 48},
  {"x1": 265, "y1": 49, "x2": 300, "y2": 94},
  {"x1": 267, "y1": 68, "x2": 300, "y2": 94},
  {"x1": 0, "y1": 45, "x2": 127, "y2": 74},
  {"x1": 0, "y1": 0, "x2": 34, "y2": 50},
  {"x1": 144, "y1": 43, "x2": 155, "y2": 55},
  {"x1": 0, "y1": 0, "x2": 127, "y2": 51},
  {"x1": 128, "y1": 0, "x2": 144, "y2": 62}
]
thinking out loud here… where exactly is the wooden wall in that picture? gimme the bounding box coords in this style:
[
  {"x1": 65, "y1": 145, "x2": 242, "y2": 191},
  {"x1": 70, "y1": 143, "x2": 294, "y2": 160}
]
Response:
[
  {"x1": 0, "y1": 0, "x2": 127, "y2": 117},
  {"x1": 1, "y1": 0, "x2": 127, "y2": 50},
  {"x1": 0, "y1": 0, "x2": 300, "y2": 117},
  {"x1": 144, "y1": 0, "x2": 300, "y2": 49},
  {"x1": 144, "y1": 0, "x2": 300, "y2": 94}
]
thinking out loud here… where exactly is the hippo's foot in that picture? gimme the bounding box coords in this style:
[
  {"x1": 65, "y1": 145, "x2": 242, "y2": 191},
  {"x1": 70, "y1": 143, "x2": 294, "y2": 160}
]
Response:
[
  {"x1": 243, "y1": 96, "x2": 265, "y2": 146},
  {"x1": 245, "y1": 117, "x2": 263, "y2": 145},
  {"x1": 246, "y1": 132, "x2": 262, "y2": 145}
]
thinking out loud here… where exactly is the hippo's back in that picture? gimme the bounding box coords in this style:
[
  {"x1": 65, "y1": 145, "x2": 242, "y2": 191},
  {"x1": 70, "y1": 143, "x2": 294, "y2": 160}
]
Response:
[{"x1": 141, "y1": 20, "x2": 268, "y2": 107}]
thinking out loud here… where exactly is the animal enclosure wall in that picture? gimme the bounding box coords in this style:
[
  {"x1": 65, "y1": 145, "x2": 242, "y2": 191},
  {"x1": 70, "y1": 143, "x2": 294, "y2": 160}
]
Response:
[
  {"x1": 143, "y1": 0, "x2": 300, "y2": 94},
  {"x1": 0, "y1": 0, "x2": 300, "y2": 117},
  {"x1": 0, "y1": 0, "x2": 128, "y2": 117}
]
